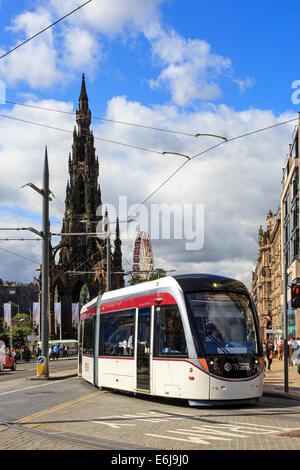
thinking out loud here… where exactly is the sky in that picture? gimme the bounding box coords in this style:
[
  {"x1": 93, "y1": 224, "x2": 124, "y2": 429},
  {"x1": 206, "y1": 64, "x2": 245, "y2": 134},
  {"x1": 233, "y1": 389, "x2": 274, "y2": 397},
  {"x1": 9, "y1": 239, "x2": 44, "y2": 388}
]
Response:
[{"x1": 0, "y1": 0, "x2": 299, "y2": 290}]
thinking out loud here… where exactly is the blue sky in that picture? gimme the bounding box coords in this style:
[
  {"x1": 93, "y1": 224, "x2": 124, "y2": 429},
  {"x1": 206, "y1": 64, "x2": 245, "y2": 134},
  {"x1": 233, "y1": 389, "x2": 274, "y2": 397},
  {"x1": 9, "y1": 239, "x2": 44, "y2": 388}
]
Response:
[
  {"x1": 1, "y1": 0, "x2": 299, "y2": 114},
  {"x1": 0, "y1": 0, "x2": 299, "y2": 286}
]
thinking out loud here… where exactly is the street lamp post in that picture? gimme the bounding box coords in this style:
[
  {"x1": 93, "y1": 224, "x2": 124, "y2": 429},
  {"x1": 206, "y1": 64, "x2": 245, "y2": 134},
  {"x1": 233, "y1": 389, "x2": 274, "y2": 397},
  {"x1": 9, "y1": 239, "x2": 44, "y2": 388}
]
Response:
[
  {"x1": 0, "y1": 147, "x2": 51, "y2": 378},
  {"x1": 283, "y1": 255, "x2": 289, "y2": 393},
  {"x1": 41, "y1": 148, "x2": 50, "y2": 378}
]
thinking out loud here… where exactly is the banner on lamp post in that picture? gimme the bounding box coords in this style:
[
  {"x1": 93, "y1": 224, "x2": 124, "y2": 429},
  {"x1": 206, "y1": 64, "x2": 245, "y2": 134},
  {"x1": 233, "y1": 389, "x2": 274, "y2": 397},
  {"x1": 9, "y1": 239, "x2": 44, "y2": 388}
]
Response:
[
  {"x1": 54, "y1": 303, "x2": 61, "y2": 326},
  {"x1": 72, "y1": 303, "x2": 79, "y2": 325},
  {"x1": 32, "y1": 302, "x2": 40, "y2": 326},
  {"x1": 3, "y1": 303, "x2": 11, "y2": 328}
]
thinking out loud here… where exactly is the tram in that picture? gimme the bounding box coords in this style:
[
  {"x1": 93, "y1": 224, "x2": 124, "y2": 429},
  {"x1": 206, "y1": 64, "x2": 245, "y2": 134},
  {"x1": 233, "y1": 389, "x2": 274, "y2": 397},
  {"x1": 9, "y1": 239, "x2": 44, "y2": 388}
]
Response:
[{"x1": 78, "y1": 274, "x2": 264, "y2": 406}]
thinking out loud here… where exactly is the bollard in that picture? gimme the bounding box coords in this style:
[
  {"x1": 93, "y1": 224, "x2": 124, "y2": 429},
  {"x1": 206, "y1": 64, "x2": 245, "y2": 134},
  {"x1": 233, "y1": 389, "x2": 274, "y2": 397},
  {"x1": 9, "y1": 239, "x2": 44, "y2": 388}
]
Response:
[{"x1": 37, "y1": 356, "x2": 46, "y2": 377}]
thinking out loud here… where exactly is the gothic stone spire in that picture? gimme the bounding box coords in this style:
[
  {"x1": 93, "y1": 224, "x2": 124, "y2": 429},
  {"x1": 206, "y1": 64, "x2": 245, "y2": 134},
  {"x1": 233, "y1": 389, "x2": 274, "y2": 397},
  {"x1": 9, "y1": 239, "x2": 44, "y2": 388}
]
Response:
[{"x1": 76, "y1": 73, "x2": 91, "y2": 135}]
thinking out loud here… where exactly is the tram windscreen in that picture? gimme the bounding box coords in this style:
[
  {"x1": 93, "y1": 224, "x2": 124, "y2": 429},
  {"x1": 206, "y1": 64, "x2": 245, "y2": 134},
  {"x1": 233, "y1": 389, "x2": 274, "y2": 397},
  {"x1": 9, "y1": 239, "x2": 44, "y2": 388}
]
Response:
[{"x1": 186, "y1": 292, "x2": 258, "y2": 355}]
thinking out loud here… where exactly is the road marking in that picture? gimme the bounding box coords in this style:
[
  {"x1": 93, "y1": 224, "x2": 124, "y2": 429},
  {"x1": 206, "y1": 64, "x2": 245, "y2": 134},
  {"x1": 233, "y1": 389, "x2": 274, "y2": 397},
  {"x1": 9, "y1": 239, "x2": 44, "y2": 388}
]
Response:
[
  {"x1": 0, "y1": 377, "x2": 76, "y2": 396},
  {"x1": 14, "y1": 391, "x2": 106, "y2": 424},
  {"x1": 0, "y1": 390, "x2": 106, "y2": 432},
  {"x1": 93, "y1": 421, "x2": 136, "y2": 429},
  {"x1": 91, "y1": 411, "x2": 184, "y2": 428},
  {"x1": 146, "y1": 433, "x2": 210, "y2": 445},
  {"x1": 145, "y1": 421, "x2": 298, "y2": 446}
]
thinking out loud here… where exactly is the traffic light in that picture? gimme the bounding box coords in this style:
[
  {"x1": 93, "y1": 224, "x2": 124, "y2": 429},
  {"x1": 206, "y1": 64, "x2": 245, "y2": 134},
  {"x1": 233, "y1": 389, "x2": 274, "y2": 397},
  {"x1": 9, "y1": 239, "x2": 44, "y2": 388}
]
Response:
[{"x1": 291, "y1": 284, "x2": 300, "y2": 309}]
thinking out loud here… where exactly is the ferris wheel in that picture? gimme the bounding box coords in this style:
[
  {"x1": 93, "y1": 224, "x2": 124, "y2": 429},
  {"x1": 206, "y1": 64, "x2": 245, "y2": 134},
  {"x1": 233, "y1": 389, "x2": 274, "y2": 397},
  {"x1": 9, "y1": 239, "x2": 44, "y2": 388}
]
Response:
[{"x1": 132, "y1": 231, "x2": 154, "y2": 279}]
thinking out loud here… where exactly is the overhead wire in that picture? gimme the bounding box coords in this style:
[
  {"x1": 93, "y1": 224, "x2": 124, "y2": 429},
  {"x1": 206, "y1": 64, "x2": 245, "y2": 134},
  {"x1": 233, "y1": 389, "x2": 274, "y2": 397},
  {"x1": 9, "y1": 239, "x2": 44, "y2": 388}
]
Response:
[
  {"x1": 127, "y1": 115, "x2": 299, "y2": 218},
  {"x1": 0, "y1": 0, "x2": 93, "y2": 60},
  {"x1": 0, "y1": 101, "x2": 298, "y2": 270},
  {"x1": 0, "y1": 113, "x2": 164, "y2": 156},
  {"x1": 5, "y1": 100, "x2": 200, "y2": 138},
  {"x1": 1, "y1": 0, "x2": 297, "y2": 272},
  {"x1": 0, "y1": 245, "x2": 40, "y2": 264}
]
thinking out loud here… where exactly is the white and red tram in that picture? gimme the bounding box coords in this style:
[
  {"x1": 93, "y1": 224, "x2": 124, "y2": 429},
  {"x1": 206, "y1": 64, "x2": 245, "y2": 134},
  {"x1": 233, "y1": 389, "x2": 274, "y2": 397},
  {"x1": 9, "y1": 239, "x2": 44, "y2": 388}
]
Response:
[{"x1": 79, "y1": 274, "x2": 264, "y2": 406}]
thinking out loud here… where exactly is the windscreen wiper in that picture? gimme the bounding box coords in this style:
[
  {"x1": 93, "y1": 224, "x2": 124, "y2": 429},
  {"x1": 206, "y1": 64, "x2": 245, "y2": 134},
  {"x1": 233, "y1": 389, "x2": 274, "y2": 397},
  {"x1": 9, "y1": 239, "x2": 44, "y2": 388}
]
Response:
[{"x1": 200, "y1": 330, "x2": 239, "y2": 364}]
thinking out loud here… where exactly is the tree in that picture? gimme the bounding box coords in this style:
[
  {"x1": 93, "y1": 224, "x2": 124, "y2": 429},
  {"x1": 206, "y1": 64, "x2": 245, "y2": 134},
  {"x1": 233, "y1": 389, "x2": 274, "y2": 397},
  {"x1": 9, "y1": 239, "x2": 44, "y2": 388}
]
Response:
[
  {"x1": 0, "y1": 331, "x2": 9, "y2": 346},
  {"x1": 12, "y1": 326, "x2": 31, "y2": 347},
  {"x1": 13, "y1": 313, "x2": 32, "y2": 329},
  {"x1": 128, "y1": 275, "x2": 146, "y2": 286},
  {"x1": 149, "y1": 269, "x2": 167, "y2": 280},
  {"x1": 128, "y1": 269, "x2": 167, "y2": 286},
  {"x1": 79, "y1": 283, "x2": 90, "y2": 307}
]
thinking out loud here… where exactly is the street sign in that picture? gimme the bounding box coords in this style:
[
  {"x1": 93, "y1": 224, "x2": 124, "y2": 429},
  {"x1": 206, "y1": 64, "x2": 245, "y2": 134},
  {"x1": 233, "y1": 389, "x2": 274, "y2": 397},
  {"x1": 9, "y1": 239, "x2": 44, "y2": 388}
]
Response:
[
  {"x1": 266, "y1": 329, "x2": 282, "y2": 334},
  {"x1": 27, "y1": 335, "x2": 40, "y2": 342},
  {"x1": 37, "y1": 355, "x2": 46, "y2": 376}
]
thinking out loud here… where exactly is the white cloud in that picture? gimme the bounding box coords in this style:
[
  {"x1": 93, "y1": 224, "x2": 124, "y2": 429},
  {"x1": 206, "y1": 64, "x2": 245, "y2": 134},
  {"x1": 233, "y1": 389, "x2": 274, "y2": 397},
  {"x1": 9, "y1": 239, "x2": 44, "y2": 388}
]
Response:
[
  {"x1": 48, "y1": 0, "x2": 164, "y2": 36},
  {"x1": 0, "y1": 0, "x2": 253, "y2": 108},
  {"x1": 145, "y1": 24, "x2": 232, "y2": 106},
  {"x1": 62, "y1": 26, "x2": 101, "y2": 74},
  {"x1": 0, "y1": 1, "x2": 164, "y2": 88},
  {"x1": 92, "y1": 97, "x2": 294, "y2": 288},
  {"x1": 233, "y1": 77, "x2": 256, "y2": 94},
  {"x1": 0, "y1": 89, "x2": 295, "y2": 288},
  {"x1": 0, "y1": 7, "x2": 61, "y2": 88}
]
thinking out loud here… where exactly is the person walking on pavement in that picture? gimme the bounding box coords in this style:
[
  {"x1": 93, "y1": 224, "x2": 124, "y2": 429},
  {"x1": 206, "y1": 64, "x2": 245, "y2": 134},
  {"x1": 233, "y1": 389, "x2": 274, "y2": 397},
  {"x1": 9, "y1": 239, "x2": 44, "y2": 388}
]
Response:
[
  {"x1": 266, "y1": 339, "x2": 274, "y2": 371},
  {"x1": 53, "y1": 344, "x2": 59, "y2": 360},
  {"x1": 288, "y1": 338, "x2": 293, "y2": 366},
  {"x1": 277, "y1": 337, "x2": 284, "y2": 360}
]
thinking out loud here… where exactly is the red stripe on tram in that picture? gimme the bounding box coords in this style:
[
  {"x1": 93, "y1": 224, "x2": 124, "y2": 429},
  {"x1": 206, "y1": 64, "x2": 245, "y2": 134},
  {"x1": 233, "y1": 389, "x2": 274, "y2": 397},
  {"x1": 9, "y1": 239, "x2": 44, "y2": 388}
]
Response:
[
  {"x1": 100, "y1": 292, "x2": 176, "y2": 313},
  {"x1": 80, "y1": 305, "x2": 97, "y2": 320}
]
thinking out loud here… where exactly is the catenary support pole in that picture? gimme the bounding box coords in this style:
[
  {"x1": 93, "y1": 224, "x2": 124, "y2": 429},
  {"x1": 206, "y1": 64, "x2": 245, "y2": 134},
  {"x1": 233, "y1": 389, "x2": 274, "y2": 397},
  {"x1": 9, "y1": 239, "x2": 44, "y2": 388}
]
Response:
[
  {"x1": 283, "y1": 256, "x2": 288, "y2": 392},
  {"x1": 41, "y1": 146, "x2": 50, "y2": 378}
]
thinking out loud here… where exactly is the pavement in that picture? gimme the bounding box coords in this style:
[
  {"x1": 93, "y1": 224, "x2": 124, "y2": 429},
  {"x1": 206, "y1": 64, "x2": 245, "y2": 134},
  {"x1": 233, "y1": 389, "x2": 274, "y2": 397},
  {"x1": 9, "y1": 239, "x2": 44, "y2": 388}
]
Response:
[
  {"x1": 28, "y1": 356, "x2": 78, "y2": 381},
  {"x1": 262, "y1": 356, "x2": 300, "y2": 400},
  {"x1": 0, "y1": 356, "x2": 298, "y2": 451},
  {"x1": 35, "y1": 356, "x2": 300, "y2": 401}
]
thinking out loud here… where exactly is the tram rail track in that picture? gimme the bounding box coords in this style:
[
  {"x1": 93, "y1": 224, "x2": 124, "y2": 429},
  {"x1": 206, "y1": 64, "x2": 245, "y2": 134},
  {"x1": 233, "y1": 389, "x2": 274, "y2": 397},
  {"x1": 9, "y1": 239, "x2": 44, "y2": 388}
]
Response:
[{"x1": 0, "y1": 418, "x2": 148, "y2": 450}]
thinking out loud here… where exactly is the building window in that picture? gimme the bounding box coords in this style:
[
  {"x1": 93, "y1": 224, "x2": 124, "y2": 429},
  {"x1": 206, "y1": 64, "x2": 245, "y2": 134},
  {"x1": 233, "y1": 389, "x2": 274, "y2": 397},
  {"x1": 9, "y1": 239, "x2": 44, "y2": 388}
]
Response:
[
  {"x1": 292, "y1": 229, "x2": 299, "y2": 261},
  {"x1": 284, "y1": 192, "x2": 289, "y2": 220},
  {"x1": 292, "y1": 132, "x2": 299, "y2": 159},
  {"x1": 292, "y1": 168, "x2": 299, "y2": 201},
  {"x1": 285, "y1": 243, "x2": 290, "y2": 267},
  {"x1": 292, "y1": 198, "x2": 299, "y2": 231},
  {"x1": 284, "y1": 217, "x2": 290, "y2": 244}
]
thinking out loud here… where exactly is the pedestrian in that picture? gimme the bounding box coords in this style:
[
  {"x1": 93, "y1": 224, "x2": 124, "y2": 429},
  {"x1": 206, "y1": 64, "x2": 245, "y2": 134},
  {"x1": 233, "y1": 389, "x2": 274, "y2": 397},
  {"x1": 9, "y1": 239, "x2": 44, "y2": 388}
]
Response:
[
  {"x1": 291, "y1": 337, "x2": 299, "y2": 354},
  {"x1": 288, "y1": 338, "x2": 293, "y2": 366},
  {"x1": 35, "y1": 345, "x2": 40, "y2": 359},
  {"x1": 266, "y1": 339, "x2": 274, "y2": 371},
  {"x1": 274, "y1": 341, "x2": 278, "y2": 358},
  {"x1": 278, "y1": 337, "x2": 284, "y2": 360},
  {"x1": 53, "y1": 344, "x2": 59, "y2": 360}
]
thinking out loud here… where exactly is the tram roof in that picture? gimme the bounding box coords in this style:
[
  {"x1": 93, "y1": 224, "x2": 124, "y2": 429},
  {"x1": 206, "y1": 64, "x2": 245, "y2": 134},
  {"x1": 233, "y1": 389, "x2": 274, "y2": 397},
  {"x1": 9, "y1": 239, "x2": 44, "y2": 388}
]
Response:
[
  {"x1": 172, "y1": 273, "x2": 248, "y2": 294},
  {"x1": 80, "y1": 273, "x2": 249, "y2": 314}
]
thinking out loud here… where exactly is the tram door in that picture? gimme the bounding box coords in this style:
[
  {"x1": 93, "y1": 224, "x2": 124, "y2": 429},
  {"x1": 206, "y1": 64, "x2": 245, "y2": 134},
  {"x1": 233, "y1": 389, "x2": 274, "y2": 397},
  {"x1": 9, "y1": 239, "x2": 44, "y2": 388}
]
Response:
[
  {"x1": 136, "y1": 307, "x2": 151, "y2": 392},
  {"x1": 78, "y1": 321, "x2": 83, "y2": 376}
]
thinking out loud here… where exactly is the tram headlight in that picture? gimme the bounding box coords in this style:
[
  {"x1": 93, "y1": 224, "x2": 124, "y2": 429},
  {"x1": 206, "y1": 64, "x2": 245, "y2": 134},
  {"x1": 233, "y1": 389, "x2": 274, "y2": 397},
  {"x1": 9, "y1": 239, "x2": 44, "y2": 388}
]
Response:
[{"x1": 224, "y1": 362, "x2": 232, "y2": 372}]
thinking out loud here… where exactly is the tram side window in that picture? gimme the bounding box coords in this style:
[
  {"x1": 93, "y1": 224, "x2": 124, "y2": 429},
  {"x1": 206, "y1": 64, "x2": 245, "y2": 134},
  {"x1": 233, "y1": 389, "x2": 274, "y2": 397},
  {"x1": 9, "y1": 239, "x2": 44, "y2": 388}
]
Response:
[
  {"x1": 99, "y1": 310, "x2": 135, "y2": 356},
  {"x1": 154, "y1": 305, "x2": 187, "y2": 356},
  {"x1": 82, "y1": 316, "x2": 95, "y2": 356}
]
